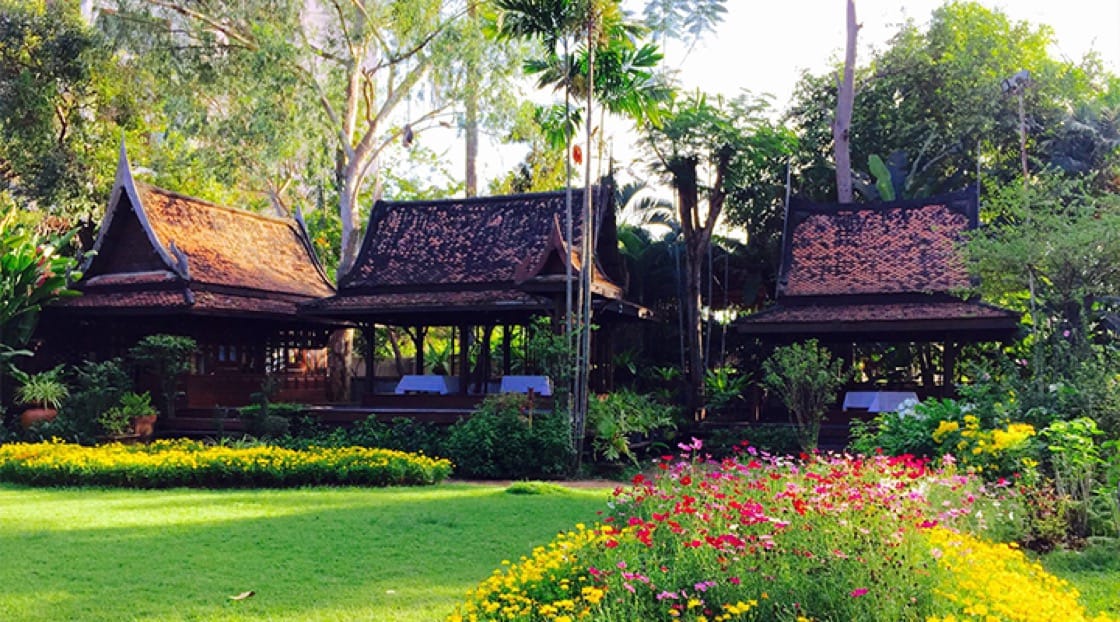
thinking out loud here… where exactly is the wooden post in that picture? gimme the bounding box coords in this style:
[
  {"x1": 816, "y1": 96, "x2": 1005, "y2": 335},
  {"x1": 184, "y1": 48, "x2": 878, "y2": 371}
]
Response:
[
  {"x1": 364, "y1": 323, "x2": 376, "y2": 396},
  {"x1": 501, "y1": 324, "x2": 512, "y2": 376},
  {"x1": 413, "y1": 326, "x2": 426, "y2": 375},
  {"x1": 457, "y1": 325, "x2": 470, "y2": 395},
  {"x1": 943, "y1": 340, "x2": 958, "y2": 398}
]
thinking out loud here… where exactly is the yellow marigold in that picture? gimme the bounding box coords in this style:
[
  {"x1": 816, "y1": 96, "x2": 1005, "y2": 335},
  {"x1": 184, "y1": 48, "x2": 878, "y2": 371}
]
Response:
[
  {"x1": 927, "y1": 527, "x2": 1116, "y2": 622},
  {"x1": 933, "y1": 420, "x2": 960, "y2": 444}
]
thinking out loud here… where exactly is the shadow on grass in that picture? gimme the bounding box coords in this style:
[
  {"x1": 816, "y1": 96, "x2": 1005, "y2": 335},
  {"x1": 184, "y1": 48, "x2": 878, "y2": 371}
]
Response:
[{"x1": 0, "y1": 484, "x2": 610, "y2": 621}]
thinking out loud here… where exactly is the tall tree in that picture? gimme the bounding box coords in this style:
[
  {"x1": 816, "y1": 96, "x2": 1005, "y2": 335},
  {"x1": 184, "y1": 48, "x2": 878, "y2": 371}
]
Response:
[
  {"x1": 119, "y1": 0, "x2": 516, "y2": 275},
  {"x1": 0, "y1": 0, "x2": 132, "y2": 216},
  {"x1": 787, "y1": 1, "x2": 1106, "y2": 202},
  {"x1": 833, "y1": 0, "x2": 858, "y2": 202},
  {"x1": 644, "y1": 92, "x2": 795, "y2": 415}
]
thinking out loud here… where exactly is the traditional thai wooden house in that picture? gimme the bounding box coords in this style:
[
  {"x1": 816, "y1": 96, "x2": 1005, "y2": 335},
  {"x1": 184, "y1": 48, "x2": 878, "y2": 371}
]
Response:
[
  {"x1": 305, "y1": 184, "x2": 651, "y2": 411},
  {"x1": 737, "y1": 189, "x2": 1019, "y2": 407},
  {"x1": 42, "y1": 146, "x2": 339, "y2": 411}
]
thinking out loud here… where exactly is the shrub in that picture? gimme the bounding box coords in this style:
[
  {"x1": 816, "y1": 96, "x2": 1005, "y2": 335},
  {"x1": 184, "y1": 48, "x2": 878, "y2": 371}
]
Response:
[
  {"x1": 128, "y1": 334, "x2": 197, "y2": 419},
  {"x1": 851, "y1": 397, "x2": 1038, "y2": 480},
  {"x1": 0, "y1": 439, "x2": 452, "y2": 488},
  {"x1": 239, "y1": 402, "x2": 307, "y2": 439},
  {"x1": 586, "y1": 390, "x2": 676, "y2": 464},
  {"x1": 700, "y1": 423, "x2": 801, "y2": 458},
  {"x1": 762, "y1": 339, "x2": 850, "y2": 451},
  {"x1": 1042, "y1": 417, "x2": 1107, "y2": 538},
  {"x1": 30, "y1": 359, "x2": 132, "y2": 444},
  {"x1": 444, "y1": 394, "x2": 572, "y2": 479}
]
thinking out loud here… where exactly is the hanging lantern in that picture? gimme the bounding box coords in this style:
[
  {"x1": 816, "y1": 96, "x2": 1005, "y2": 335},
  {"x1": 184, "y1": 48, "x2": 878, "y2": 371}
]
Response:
[{"x1": 572, "y1": 144, "x2": 583, "y2": 165}]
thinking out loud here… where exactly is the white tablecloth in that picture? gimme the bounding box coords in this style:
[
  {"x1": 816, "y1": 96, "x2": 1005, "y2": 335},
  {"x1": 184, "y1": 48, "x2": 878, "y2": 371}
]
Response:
[
  {"x1": 395, "y1": 375, "x2": 451, "y2": 395},
  {"x1": 499, "y1": 375, "x2": 552, "y2": 396},
  {"x1": 842, "y1": 391, "x2": 918, "y2": 413}
]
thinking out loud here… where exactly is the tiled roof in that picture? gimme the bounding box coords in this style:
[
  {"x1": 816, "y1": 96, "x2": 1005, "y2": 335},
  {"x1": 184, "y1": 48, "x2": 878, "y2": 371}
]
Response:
[
  {"x1": 780, "y1": 190, "x2": 976, "y2": 297},
  {"x1": 62, "y1": 289, "x2": 190, "y2": 310},
  {"x1": 737, "y1": 189, "x2": 1018, "y2": 341},
  {"x1": 135, "y1": 184, "x2": 334, "y2": 298},
  {"x1": 340, "y1": 186, "x2": 621, "y2": 296},
  {"x1": 65, "y1": 147, "x2": 335, "y2": 319},
  {"x1": 738, "y1": 299, "x2": 1020, "y2": 338},
  {"x1": 740, "y1": 300, "x2": 1017, "y2": 325},
  {"x1": 64, "y1": 288, "x2": 313, "y2": 318},
  {"x1": 310, "y1": 289, "x2": 550, "y2": 311}
]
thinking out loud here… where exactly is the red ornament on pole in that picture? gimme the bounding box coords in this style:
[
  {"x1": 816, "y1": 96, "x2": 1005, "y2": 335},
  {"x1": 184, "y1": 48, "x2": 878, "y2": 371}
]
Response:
[{"x1": 572, "y1": 144, "x2": 583, "y2": 165}]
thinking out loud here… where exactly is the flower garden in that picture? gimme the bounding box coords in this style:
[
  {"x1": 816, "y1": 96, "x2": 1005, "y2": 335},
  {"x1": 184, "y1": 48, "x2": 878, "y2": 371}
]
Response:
[
  {"x1": 0, "y1": 439, "x2": 452, "y2": 487},
  {"x1": 450, "y1": 440, "x2": 1115, "y2": 622}
]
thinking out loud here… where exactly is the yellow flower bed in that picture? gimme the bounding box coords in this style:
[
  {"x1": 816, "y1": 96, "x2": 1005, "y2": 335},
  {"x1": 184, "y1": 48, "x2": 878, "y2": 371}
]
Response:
[
  {"x1": 449, "y1": 523, "x2": 614, "y2": 622},
  {"x1": 0, "y1": 439, "x2": 452, "y2": 487},
  {"x1": 927, "y1": 527, "x2": 1112, "y2": 622}
]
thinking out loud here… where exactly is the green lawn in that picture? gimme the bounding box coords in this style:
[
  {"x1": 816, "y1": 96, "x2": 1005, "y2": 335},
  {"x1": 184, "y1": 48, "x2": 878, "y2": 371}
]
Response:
[
  {"x1": 1041, "y1": 542, "x2": 1120, "y2": 617},
  {"x1": 0, "y1": 482, "x2": 611, "y2": 621}
]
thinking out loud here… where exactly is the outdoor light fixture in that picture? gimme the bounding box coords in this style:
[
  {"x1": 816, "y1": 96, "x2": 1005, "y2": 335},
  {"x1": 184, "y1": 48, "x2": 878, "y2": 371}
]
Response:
[{"x1": 1001, "y1": 69, "x2": 1031, "y2": 95}]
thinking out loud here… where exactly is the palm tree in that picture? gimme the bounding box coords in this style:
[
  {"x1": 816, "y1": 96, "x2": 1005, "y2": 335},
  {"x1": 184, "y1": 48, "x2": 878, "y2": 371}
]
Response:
[{"x1": 495, "y1": 0, "x2": 672, "y2": 466}]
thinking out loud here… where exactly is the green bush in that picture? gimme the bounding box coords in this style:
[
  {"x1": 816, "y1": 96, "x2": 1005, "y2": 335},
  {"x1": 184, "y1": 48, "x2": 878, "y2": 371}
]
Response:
[
  {"x1": 700, "y1": 423, "x2": 801, "y2": 457},
  {"x1": 586, "y1": 390, "x2": 676, "y2": 464},
  {"x1": 0, "y1": 439, "x2": 452, "y2": 488},
  {"x1": 239, "y1": 402, "x2": 306, "y2": 439},
  {"x1": 444, "y1": 394, "x2": 572, "y2": 479},
  {"x1": 849, "y1": 396, "x2": 942, "y2": 457},
  {"x1": 762, "y1": 339, "x2": 850, "y2": 451},
  {"x1": 29, "y1": 359, "x2": 132, "y2": 444}
]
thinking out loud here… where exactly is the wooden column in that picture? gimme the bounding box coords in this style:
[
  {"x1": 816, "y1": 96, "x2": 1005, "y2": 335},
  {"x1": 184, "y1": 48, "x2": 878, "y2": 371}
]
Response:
[
  {"x1": 412, "y1": 326, "x2": 426, "y2": 374},
  {"x1": 457, "y1": 325, "x2": 471, "y2": 395},
  {"x1": 363, "y1": 323, "x2": 376, "y2": 395},
  {"x1": 943, "y1": 339, "x2": 958, "y2": 398},
  {"x1": 501, "y1": 324, "x2": 512, "y2": 376}
]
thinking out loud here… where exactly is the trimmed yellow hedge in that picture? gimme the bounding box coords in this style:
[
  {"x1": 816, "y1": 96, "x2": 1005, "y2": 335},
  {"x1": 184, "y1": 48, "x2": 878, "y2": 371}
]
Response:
[{"x1": 0, "y1": 439, "x2": 453, "y2": 488}]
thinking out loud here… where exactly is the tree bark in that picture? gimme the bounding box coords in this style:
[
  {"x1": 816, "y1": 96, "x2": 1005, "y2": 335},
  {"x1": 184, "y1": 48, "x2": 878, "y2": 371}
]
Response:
[
  {"x1": 833, "y1": 0, "x2": 859, "y2": 203},
  {"x1": 465, "y1": 1, "x2": 479, "y2": 197}
]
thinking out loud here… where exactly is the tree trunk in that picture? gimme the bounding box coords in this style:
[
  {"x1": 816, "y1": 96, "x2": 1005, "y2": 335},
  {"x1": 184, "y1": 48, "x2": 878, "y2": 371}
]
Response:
[
  {"x1": 465, "y1": 1, "x2": 479, "y2": 197},
  {"x1": 833, "y1": 0, "x2": 859, "y2": 203},
  {"x1": 672, "y1": 158, "x2": 706, "y2": 417},
  {"x1": 338, "y1": 175, "x2": 364, "y2": 277}
]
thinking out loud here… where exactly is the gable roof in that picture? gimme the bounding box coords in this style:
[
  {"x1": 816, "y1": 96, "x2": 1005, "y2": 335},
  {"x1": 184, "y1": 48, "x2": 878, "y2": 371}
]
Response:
[
  {"x1": 339, "y1": 186, "x2": 620, "y2": 292},
  {"x1": 311, "y1": 185, "x2": 634, "y2": 323},
  {"x1": 65, "y1": 144, "x2": 334, "y2": 318},
  {"x1": 739, "y1": 189, "x2": 1019, "y2": 341},
  {"x1": 778, "y1": 190, "x2": 976, "y2": 298}
]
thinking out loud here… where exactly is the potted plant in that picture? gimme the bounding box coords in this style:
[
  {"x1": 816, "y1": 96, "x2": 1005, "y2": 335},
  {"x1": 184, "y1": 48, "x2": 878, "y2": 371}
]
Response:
[
  {"x1": 99, "y1": 391, "x2": 158, "y2": 440},
  {"x1": 16, "y1": 366, "x2": 69, "y2": 429}
]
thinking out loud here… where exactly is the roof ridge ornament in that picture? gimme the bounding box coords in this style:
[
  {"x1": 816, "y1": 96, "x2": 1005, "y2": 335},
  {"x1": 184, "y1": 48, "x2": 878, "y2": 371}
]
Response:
[{"x1": 168, "y1": 240, "x2": 191, "y2": 280}]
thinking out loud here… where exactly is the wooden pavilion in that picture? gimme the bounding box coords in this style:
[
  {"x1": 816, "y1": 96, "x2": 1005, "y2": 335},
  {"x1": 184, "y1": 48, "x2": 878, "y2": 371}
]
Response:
[
  {"x1": 42, "y1": 146, "x2": 340, "y2": 411},
  {"x1": 737, "y1": 188, "x2": 1020, "y2": 403},
  {"x1": 305, "y1": 183, "x2": 651, "y2": 410}
]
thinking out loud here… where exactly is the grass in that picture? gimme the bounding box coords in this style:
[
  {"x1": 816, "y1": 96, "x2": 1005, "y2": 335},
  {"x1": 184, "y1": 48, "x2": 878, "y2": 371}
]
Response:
[
  {"x1": 1042, "y1": 539, "x2": 1120, "y2": 617},
  {"x1": 0, "y1": 482, "x2": 612, "y2": 621}
]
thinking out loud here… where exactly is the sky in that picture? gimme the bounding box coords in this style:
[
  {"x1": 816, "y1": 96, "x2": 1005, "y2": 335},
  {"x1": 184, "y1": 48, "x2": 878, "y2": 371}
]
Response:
[
  {"x1": 471, "y1": 0, "x2": 1120, "y2": 188},
  {"x1": 667, "y1": 0, "x2": 1120, "y2": 110}
]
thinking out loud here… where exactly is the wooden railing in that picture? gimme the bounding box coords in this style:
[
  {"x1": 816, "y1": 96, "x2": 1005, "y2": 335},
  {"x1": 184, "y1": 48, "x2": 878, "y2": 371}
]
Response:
[{"x1": 183, "y1": 372, "x2": 328, "y2": 408}]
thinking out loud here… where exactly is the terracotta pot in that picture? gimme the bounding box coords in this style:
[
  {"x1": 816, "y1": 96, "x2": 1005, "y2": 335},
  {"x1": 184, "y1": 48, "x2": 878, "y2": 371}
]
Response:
[
  {"x1": 20, "y1": 407, "x2": 58, "y2": 430},
  {"x1": 132, "y1": 414, "x2": 158, "y2": 439}
]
